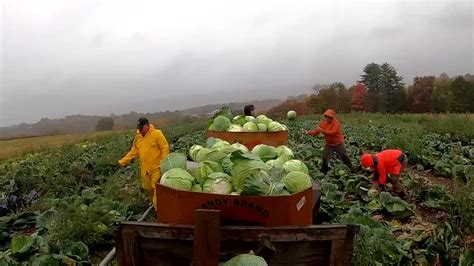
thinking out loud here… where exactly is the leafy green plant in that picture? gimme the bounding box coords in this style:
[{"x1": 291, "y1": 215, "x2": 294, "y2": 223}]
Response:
[
  {"x1": 426, "y1": 222, "x2": 462, "y2": 265},
  {"x1": 379, "y1": 192, "x2": 415, "y2": 219}
]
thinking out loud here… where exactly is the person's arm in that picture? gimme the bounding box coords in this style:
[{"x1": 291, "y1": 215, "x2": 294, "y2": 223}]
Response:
[
  {"x1": 118, "y1": 137, "x2": 139, "y2": 166},
  {"x1": 320, "y1": 121, "x2": 341, "y2": 136},
  {"x1": 155, "y1": 130, "x2": 170, "y2": 163},
  {"x1": 376, "y1": 163, "x2": 387, "y2": 185},
  {"x1": 306, "y1": 122, "x2": 323, "y2": 135}
]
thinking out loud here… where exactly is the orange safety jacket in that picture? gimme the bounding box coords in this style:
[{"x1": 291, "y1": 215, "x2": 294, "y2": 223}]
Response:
[
  {"x1": 371, "y1": 149, "x2": 405, "y2": 185},
  {"x1": 307, "y1": 118, "x2": 345, "y2": 146}
]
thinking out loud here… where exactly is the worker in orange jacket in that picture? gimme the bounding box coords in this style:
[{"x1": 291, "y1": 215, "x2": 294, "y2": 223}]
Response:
[
  {"x1": 305, "y1": 109, "x2": 354, "y2": 174},
  {"x1": 361, "y1": 149, "x2": 407, "y2": 197},
  {"x1": 119, "y1": 117, "x2": 170, "y2": 209}
]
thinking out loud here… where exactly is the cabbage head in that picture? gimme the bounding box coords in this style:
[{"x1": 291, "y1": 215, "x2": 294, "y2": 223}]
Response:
[
  {"x1": 160, "y1": 153, "x2": 187, "y2": 172},
  {"x1": 160, "y1": 168, "x2": 195, "y2": 191},
  {"x1": 273, "y1": 155, "x2": 292, "y2": 168},
  {"x1": 267, "y1": 121, "x2": 286, "y2": 132},
  {"x1": 251, "y1": 144, "x2": 277, "y2": 161},
  {"x1": 283, "y1": 159, "x2": 309, "y2": 174},
  {"x1": 231, "y1": 159, "x2": 271, "y2": 192},
  {"x1": 282, "y1": 171, "x2": 312, "y2": 193},
  {"x1": 196, "y1": 161, "x2": 223, "y2": 184},
  {"x1": 228, "y1": 124, "x2": 243, "y2": 132},
  {"x1": 196, "y1": 148, "x2": 226, "y2": 163},
  {"x1": 257, "y1": 123, "x2": 267, "y2": 132},
  {"x1": 242, "y1": 122, "x2": 258, "y2": 132},
  {"x1": 231, "y1": 143, "x2": 249, "y2": 153},
  {"x1": 287, "y1": 110, "x2": 297, "y2": 120},
  {"x1": 275, "y1": 145, "x2": 294, "y2": 158},
  {"x1": 256, "y1": 115, "x2": 273, "y2": 126},
  {"x1": 232, "y1": 115, "x2": 247, "y2": 126},
  {"x1": 222, "y1": 254, "x2": 268, "y2": 266},
  {"x1": 211, "y1": 140, "x2": 231, "y2": 151},
  {"x1": 211, "y1": 115, "x2": 232, "y2": 131},
  {"x1": 266, "y1": 159, "x2": 276, "y2": 167},
  {"x1": 202, "y1": 172, "x2": 233, "y2": 194},
  {"x1": 189, "y1": 145, "x2": 204, "y2": 162},
  {"x1": 245, "y1": 116, "x2": 256, "y2": 123}
]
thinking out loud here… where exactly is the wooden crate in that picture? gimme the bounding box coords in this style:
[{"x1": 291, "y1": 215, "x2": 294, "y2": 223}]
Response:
[
  {"x1": 114, "y1": 209, "x2": 359, "y2": 266},
  {"x1": 205, "y1": 130, "x2": 288, "y2": 149},
  {"x1": 155, "y1": 183, "x2": 321, "y2": 226}
]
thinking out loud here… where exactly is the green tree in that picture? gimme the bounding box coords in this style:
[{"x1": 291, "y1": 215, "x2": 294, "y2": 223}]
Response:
[
  {"x1": 407, "y1": 76, "x2": 436, "y2": 113},
  {"x1": 380, "y1": 63, "x2": 405, "y2": 113},
  {"x1": 96, "y1": 118, "x2": 114, "y2": 131},
  {"x1": 451, "y1": 77, "x2": 474, "y2": 112},
  {"x1": 360, "y1": 63, "x2": 405, "y2": 113},
  {"x1": 360, "y1": 63, "x2": 382, "y2": 112},
  {"x1": 432, "y1": 73, "x2": 454, "y2": 113}
]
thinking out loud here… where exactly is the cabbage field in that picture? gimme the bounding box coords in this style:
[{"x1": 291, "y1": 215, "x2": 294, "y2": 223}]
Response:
[{"x1": 0, "y1": 114, "x2": 473, "y2": 265}]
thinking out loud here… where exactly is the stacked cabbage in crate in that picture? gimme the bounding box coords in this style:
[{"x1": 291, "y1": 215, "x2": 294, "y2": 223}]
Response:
[
  {"x1": 159, "y1": 138, "x2": 312, "y2": 196},
  {"x1": 209, "y1": 114, "x2": 287, "y2": 132}
]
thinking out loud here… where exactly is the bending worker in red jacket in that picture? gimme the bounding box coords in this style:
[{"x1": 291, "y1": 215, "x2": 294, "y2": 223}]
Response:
[
  {"x1": 305, "y1": 109, "x2": 354, "y2": 174},
  {"x1": 361, "y1": 149, "x2": 406, "y2": 197}
]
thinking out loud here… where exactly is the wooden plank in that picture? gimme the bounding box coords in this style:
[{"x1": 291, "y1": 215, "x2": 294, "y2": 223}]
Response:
[
  {"x1": 118, "y1": 221, "x2": 349, "y2": 241},
  {"x1": 344, "y1": 225, "x2": 359, "y2": 265},
  {"x1": 114, "y1": 221, "x2": 357, "y2": 266},
  {"x1": 193, "y1": 209, "x2": 221, "y2": 266},
  {"x1": 330, "y1": 240, "x2": 346, "y2": 266}
]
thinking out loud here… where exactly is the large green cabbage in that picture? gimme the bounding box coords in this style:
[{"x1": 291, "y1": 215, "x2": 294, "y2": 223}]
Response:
[
  {"x1": 232, "y1": 115, "x2": 247, "y2": 126},
  {"x1": 189, "y1": 145, "x2": 204, "y2": 161},
  {"x1": 212, "y1": 115, "x2": 232, "y2": 131},
  {"x1": 160, "y1": 168, "x2": 195, "y2": 191},
  {"x1": 202, "y1": 172, "x2": 233, "y2": 194},
  {"x1": 275, "y1": 145, "x2": 294, "y2": 158},
  {"x1": 160, "y1": 153, "x2": 187, "y2": 172},
  {"x1": 283, "y1": 159, "x2": 309, "y2": 174},
  {"x1": 195, "y1": 148, "x2": 226, "y2": 163},
  {"x1": 222, "y1": 254, "x2": 268, "y2": 266},
  {"x1": 196, "y1": 161, "x2": 223, "y2": 184},
  {"x1": 257, "y1": 123, "x2": 268, "y2": 132},
  {"x1": 256, "y1": 115, "x2": 273, "y2": 126},
  {"x1": 267, "y1": 121, "x2": 286, "y2": 132},
  {"x1": 231, "y1": 143, "x2": 249, "y2": 153},
  {"x1": 242, "y1": 122, "x2": 258, "y2": 132},
  {"x1": 251, "y1": 144, "x2": 277, "y2": 161},
  {"x1": 273, "y1": 155, "x2": 292, "y2": 168},
  {"x1": 231, "y1": 159, "x2": 271, "y2": 192},
  {"x1": 245, "y1": 116, "x2": 256, "y2": 123},
  {"x1": 287, "y1": 110, "x2": 297, "y2": 120},
  {"x1": 282, "y1": 171, "x2": 312, "y2": 193},
  {"x1": 211, "y1": 140, "x2": 231, "y2": 151},
  {"x1": 228, "y1": 124, "x2": 243, "y2": 132},
  {"x1": 241, "y1": 169, "x2": 287, "y2": 196}
]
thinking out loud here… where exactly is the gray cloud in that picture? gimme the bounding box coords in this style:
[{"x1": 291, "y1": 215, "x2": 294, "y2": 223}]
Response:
[{"x1": 0, "y1": 0, "x2": 473, "y2": 126}]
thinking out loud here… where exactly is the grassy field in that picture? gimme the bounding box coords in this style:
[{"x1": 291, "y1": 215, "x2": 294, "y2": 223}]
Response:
[
  {"x1": 0, "y1": 114, "x2": 472, "y2": 265},
  {"x1": 0, "y1": 131, "x2": 126, "y2": 162}
]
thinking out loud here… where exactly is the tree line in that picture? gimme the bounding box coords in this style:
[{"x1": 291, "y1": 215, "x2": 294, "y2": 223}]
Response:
[{"x1": 307, "y1": 63, "x2": 474, "y2": 114}]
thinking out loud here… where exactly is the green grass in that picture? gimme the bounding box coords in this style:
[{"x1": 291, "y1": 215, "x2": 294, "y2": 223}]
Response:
[{"x1": 0, "y1": 131, "x2": 125, "y2": 162}]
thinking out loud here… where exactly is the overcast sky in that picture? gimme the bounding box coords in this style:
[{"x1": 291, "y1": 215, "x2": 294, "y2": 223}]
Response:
[{"x1": 0, "y1": 0, "x2": 473, "y2": 126}]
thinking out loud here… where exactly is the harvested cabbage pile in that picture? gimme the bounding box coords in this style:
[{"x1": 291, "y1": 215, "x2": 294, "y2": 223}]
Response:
[
  {"x1": 209, "y1": 114, "x2": 288, "y2": 132},
  {"x1": 159, "y1": 138, "x2": 312, "y2": 196}
]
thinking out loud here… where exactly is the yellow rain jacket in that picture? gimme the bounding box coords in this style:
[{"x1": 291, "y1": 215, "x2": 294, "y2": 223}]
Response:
[{"x1": 118, "y1": 124, "x2": 170, "y2": 193}]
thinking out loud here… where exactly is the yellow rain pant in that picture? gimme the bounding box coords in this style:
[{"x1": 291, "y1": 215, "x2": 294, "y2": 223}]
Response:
[{"x1": 142, "y1": 168, "x2": 161, "y2": 209}]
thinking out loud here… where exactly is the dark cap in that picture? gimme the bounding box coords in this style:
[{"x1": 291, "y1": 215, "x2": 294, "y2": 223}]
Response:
[{"x1": 137, "y1": 117, "x2": 149, "y2": 129}]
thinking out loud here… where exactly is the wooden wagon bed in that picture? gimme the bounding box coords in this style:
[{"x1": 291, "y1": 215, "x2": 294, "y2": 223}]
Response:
[{"x1": 114, "y1": 209, "x2": 358, "y2": 266}]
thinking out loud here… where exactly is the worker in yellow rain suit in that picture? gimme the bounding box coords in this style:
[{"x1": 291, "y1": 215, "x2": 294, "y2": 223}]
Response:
[{"x1": 118, "y1": 117, "x2": 170, "y2": 209}]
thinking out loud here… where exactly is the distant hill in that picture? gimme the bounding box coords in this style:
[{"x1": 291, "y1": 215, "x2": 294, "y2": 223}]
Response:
[{"x1": 0, "y1": 99, "x2": 283, "y2": 139}]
